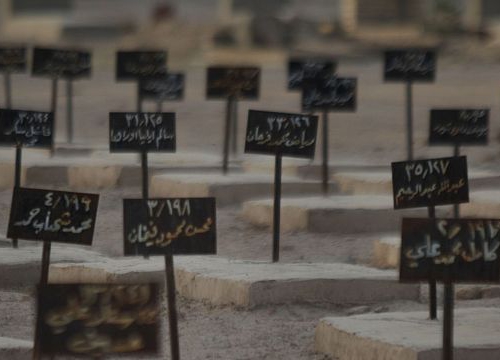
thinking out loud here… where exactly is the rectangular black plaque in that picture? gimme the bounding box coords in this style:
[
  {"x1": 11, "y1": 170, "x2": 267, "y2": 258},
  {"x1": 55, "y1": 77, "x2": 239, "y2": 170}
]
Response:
[
  {"x1": 401, "y1": 218, "x2": 500, "y2": 283},
  {"x1": 384, "y1": 49, "x2": 436, "y2": 82},
  {"x1": 206, "y1": 66, "x2": 260, "y2": 99},
  {"x1": 0, "y1": 109, "x2": 53, "y2": 148},
  {"x1": 287, "y1": 57, "x2": 336, "y2": 90},
  {"x1": 109, "y1": 112, "x2": 176, "y2": 152},
  {"x1": 116, "y1": 51, "x2": 167, "y2": 80},
  {"x1": 430, "y1": 109, "x2": 488, "y2": 145},
  {"x1": 392, "y1": 156, "x2": 469, "y2": 209},
  {"x1": 32, "y1": 47, "x2": 91, "y2": 79},
  {"x1": 302, "y1": 77, "x2": 356, "y2": 111},
  {"x1": 139, "y1": 73, "x2": 184, "y2": 101},
  {"x1": 123, "y1": 198, "x2": 216, "y2": 256},
  {"x1": 245, "y1": 110, "x2": 318, "y2": 158},
  {"x1": 0, "y1": 46, "x2": 27, "y2": 73},
  {"x1": 36, "y1": 283, "x2": 160, "y2": 356},
  {"x1": 7, "y1": 187, "x2": 99, "y2": 245}
]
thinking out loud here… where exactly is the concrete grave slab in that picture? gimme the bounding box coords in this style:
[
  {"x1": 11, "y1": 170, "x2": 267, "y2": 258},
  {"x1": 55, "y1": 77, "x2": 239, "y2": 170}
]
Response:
[
  {"x1": 315, "y1": 308, "x2": 500, "y2": 360},
  {"x1": 49, "y1": 257, "x2": 419, "y2": 308},
  {"x1": 150, "y1": 173, "x2": 326, "y2": 206},
  {"x1": 332, "y1": 170, "x2": 500, "y2": 195},
  {"x1": 461, "y1": 190, "x2": 500, "y2": 218},
  {"x1": 0, "y1": 245, "x2": 108, "y2": 287},
  {"x1": 0, "y1": 337, "x2": 32, "y2": 360},
  {"x1": 0, "y1": 151, "x2": 239, "y2": 189},
  {"x1": 241, "y1": 195, "x2": 446, "y2": 233}
]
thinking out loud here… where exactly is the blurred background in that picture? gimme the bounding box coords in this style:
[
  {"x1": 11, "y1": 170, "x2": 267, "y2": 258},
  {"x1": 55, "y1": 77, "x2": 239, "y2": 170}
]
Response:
[{"x1": 1, "y1": 0, "x2": 500, "y2": 165}]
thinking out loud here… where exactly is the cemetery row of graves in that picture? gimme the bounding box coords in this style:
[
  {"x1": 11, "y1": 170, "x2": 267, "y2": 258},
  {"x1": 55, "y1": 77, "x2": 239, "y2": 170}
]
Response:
[{"x1": 0, "y1": 45, "x2": 497, "y2": 360}]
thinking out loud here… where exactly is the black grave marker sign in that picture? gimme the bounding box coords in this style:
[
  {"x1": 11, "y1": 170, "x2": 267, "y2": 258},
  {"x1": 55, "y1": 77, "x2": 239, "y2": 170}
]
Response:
[
  {"x1": 400, "y1": 218, "x2": 500, "y2": 283},
  {"x1": 139, "y1": 73, "x2": 184, "y2": 101},
  {"x1": 123, "y1": 198, "x2": 216, "y2": 256},
  {"x1": 0, "y1": 109, "x2": 53, "y2": 148},
  {"x1": 206, "y1": 66, "x2": 260, "y2": 99},
  {"x1": 7, "y1": 187, "x2": 99, "y2": 245},
  {"x1": 32, "y1": 47, "x2": 91, "y2": 79},
  {"x1": 36, "y1": 283, "x2": 160, "y2": 357},
  {"x1": 0, "y1": 46, "x2": 27, "y2": 73},
  {"x1": 391, "y1": 156, "x2": 469, "y2": 209},
  {"x1": 109, "y1": 112, "x2": 176, "y2": 152},
  {"x1": 430, "y1": 109, "x2": 489, "y2": 145},
  {"x1": 116, "y1": 51, "x2": 167, "y2": 80},
  {"x1": 287, "y1": 57, "x2": 337, "y2": 90},
  {"x1": 384, "y1": 49, "x2": 436, "y2": 82},
  {"x1": 302, "y1": 77, "x2": 356, "y2": 111},
  {"x1": 245, "y1": 110, "x2": 318, "y2": 158}
]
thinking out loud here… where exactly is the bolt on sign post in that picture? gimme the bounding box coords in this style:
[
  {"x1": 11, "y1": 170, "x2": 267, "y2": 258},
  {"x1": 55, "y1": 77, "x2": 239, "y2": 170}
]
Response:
[
  {"x1": 245, "y1": 110, "x2": 318, "y2": 262},
  {"x1": 32, "y1": 47, "x2": 92, "y2": 145},
  {"x1": 0, "y1": 109, "x2": 54, "y2": 248},
  {"x1": 109, "y1": 112, "x2": 176, "y2": 201},
  {"x1": 384, "y1": 48, "x2": 436, "y2": 161},
  {"x1": 392, "y1": 156, "x2": 469, "y2": 321},
  {"x1": 0, "y1": 46, "x2": 27, "y2": 109},
  {"x1": 400, "y1": 218, "x2": 500, "y2": 360},
  {"x1": 206, "y1": 66, "x2": 260, "y2": 174},
  {"x1": 115, "y1": 50, "x2": 168, "y2": 113},
  {"x1": 6, "y1": 187, "x2": 99, "y2": 360},
  {"x1": 139, "y1": 73, "x2": 185, "y2": 113},
  {"x1": 429, "y1": 108, "x2": 489, "y2": 217},
  {"x1": 35, "y1": 283, "x2": 161, "y2": 358},
  {"x1": 302, "y1": 76, "x2": 357, "y2": 194},
  {"x1": 123, "y1": 198, "x2": 217, "y2": 360}
]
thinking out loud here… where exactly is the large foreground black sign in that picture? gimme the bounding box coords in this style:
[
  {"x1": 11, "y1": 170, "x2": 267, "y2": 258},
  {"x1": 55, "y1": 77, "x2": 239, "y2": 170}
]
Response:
[
  {"x1": 0, "y1": 46, "x2": 27, "y2": 72},
  {"x1": 287, "y1": 57, "x2": 336, "y2": 90},
  {"x1": 401, "y1": 218, "x2": 500, "y2": 282},
  {"x1": 36, "y1": 283, "x2": 160, "y2": 357},
  {"x1": 8, "y1": 187, "x2": 99, "y2": 245},
  {"x1": 0, "y1": 109, "x2": 53, "y2": 148},
  {"x1": 206, "y1": 66, "x2": 260, "y2": 99},
  {"x1": 302, "y1": 77, "x2": 356, "y2": 111},
  {"x1": 384, "y1": 49, "x2": 436, "y2": 82},
  {"x1": 245, "y1": 110, "x2": 318, "y2": 158},
  {"x1": 430, "y1": 109, "x2": 489, "y2": 145},
  {"x1": 116, "y1": 51, "x2": 167, "y2": 80},
  {"x1": 139, "y1": 73, "x2": 184, "y2": 101},
  {"x1": 123, "y1": 198, "x2": 216, "y2": 256},
  {"x1": 392, "y1": 156, "x2": 469, "y2": 209},
  {"x1": 32, "y1": 47, "x2": 91, "y2": 79},
  {"x1": 109, "y1": 112, "x2": 176, "y2": 152}
]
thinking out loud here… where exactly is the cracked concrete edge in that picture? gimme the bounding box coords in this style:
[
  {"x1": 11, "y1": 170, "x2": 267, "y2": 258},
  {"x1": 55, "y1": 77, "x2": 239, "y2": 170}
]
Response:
[
  {"x1": 0, "y1": 337, "x2": 33, "y2": 360},
  {"x1": 315, "y1": 319, "x2": 419, "y2": 360},
  {"x1": 49, "y1": 263, "x2": 253, "y2": 308},
  {"x1": 241, "y1": 201, "x2": 308, "y2": 232}
]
